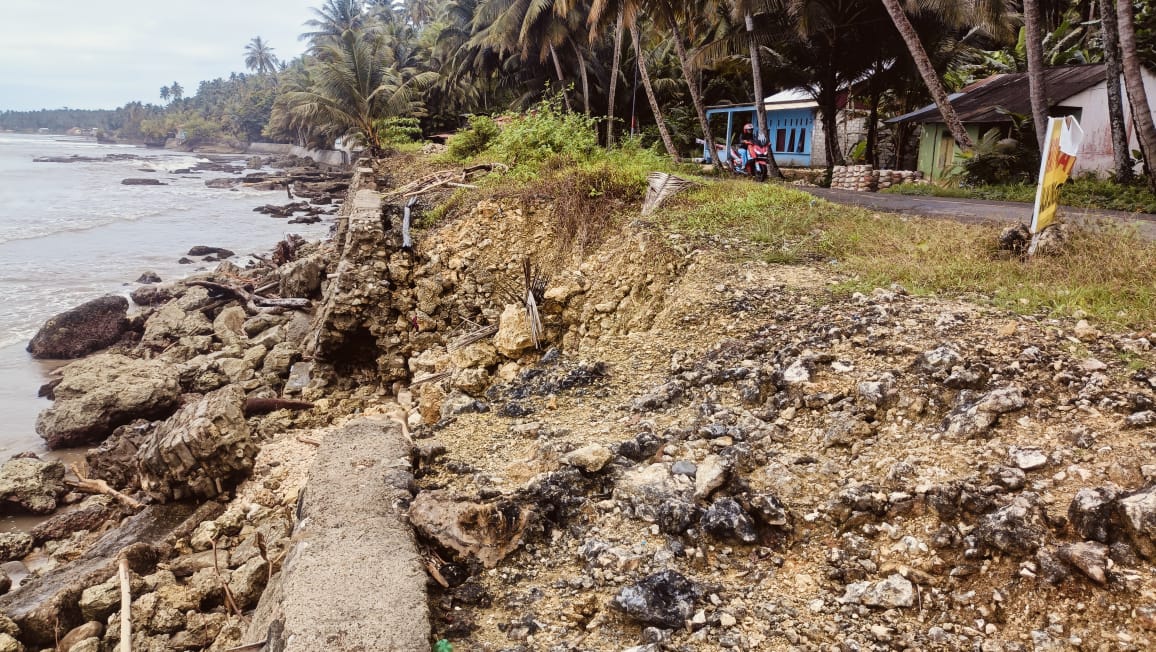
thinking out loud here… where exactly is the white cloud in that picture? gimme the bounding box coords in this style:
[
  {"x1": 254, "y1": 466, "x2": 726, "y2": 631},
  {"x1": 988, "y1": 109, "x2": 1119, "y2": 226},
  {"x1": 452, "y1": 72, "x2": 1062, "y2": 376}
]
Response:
[{"x1": 0, "y1": 0, "x2": 320, "y2": 110}]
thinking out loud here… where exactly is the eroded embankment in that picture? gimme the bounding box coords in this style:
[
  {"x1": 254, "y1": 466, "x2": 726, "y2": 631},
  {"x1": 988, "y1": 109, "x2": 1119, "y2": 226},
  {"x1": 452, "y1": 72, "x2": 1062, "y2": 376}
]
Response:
[{"x1": 5, "y1": 156, "x2": 1156, "y2": 652}]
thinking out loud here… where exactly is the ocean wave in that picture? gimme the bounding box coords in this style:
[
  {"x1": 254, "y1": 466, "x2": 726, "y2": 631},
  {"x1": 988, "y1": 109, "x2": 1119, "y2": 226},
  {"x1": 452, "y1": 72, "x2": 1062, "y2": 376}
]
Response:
[
  {"x1": 0, "y1": 332, "x2": 30, "y2": 351},
  {"x1": 0, "y1": 208, "x2": 167, "y2": 245}
]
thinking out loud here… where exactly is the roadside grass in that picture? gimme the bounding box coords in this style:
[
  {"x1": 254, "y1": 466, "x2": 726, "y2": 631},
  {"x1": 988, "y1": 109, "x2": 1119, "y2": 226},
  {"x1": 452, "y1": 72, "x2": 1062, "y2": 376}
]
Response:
[
  {"x1": 662, "y1": 179, "x2": 1156, "y2": 327},
  {"x1": 883, "y1": 176, "x2": 1156, "y2": 214}
]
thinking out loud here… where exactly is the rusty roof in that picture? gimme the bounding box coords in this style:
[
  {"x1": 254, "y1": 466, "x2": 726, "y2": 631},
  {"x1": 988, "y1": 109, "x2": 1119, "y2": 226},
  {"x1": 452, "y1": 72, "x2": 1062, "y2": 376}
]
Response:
[{"x1": 889, "y1": 64, "x2": 1108, "y2": 124}]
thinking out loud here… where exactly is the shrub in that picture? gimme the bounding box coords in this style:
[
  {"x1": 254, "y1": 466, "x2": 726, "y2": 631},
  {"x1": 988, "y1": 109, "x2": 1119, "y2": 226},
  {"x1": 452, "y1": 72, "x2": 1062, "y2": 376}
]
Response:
[
  {"x1": 447, "y1": 115, "x2": 500, "y2": 160},
  {"x1": 488, "y1": 96, "x2": 598, "y2": 165},
  {"x1": 374, "y1": 117, "x2": 423, "y2": 146}
]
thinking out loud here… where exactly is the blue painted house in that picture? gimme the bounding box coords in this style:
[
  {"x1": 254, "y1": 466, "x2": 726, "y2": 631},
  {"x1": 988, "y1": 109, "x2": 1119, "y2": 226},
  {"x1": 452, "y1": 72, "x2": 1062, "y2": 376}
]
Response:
[{"x1": 704, "y1": 89, "x2": 819, "y2": 167}]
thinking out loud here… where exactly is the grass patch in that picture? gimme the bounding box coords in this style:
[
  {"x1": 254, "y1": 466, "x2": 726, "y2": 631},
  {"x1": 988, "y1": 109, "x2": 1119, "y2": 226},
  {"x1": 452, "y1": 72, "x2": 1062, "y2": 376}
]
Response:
[
  {"x1": 663, "y1": 179, "x2": 1156, "y2": 326},
  {"x1": 884, "y1": 176, "x2": 1156, "y2": 214}
]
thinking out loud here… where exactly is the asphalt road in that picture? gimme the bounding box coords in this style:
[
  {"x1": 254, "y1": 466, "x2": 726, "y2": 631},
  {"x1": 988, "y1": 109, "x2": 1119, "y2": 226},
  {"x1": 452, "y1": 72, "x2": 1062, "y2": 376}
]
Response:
[{"x1": 803, "y1": 187, "x2": 1156, "y2": 239}]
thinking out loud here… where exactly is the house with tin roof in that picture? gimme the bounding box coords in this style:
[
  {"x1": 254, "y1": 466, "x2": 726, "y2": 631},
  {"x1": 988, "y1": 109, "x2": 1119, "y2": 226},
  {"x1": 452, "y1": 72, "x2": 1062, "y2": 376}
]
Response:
[{"x1": 888, "y1": 64, "x2": 1156, "y2": 181}]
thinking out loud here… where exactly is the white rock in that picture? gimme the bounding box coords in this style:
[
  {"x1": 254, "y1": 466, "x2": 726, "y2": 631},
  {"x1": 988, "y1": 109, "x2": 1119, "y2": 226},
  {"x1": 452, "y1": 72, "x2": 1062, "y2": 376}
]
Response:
[
  {"x1": 561, "y1": 445, "x2": 613, "y2": 473},
  {"x1": 1010, "y1": 446, "x2": 1049, "y2": 471}
]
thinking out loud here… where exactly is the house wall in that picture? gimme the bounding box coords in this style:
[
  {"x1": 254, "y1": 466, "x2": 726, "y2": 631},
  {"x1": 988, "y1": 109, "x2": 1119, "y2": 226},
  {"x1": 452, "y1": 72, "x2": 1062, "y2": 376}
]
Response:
[
  {"x1": 811, "y1": 111, "x2": 870, "y2": 168},
  {"x1": 917, "y1": 125, "x2": 983, "y2": 181},
  {"x1": 702, "y1": 106, "x2": 817, "y2": 167},
  {"x1": 1064, "y1": 68, "x2": 1156, "y2": 176}
]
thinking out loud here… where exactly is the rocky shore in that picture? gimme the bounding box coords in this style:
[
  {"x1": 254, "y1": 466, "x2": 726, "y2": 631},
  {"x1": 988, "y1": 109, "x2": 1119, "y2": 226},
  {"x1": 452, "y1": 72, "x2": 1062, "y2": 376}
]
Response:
[{"x1": 1, "y1": 153, "x2": 1155, "y2": 652}]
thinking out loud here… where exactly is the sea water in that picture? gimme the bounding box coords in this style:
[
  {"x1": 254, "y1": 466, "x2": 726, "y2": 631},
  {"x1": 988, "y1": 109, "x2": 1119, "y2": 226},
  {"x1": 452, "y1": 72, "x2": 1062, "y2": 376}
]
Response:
[{"x1": 0, "y1": 133, "x2": 332, "y2": 454}]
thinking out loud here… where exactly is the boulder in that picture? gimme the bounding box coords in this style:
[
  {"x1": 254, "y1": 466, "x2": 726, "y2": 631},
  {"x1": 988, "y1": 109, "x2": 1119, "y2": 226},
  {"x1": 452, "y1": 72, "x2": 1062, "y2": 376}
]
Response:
[
  {"x1": 121, "y1": 178, "x2": 164, "y2": 185},
  {"x1": 1119, "y1": 486, "x2": 1156, "y2": 559},
  {"x1": 26, "y1": 295, "x2": 129, "y2": 360},
  {"x1": 839, "y1": 574, "x2": 915, "y2": 608},
  {"x1": 494, "y1": 304, "x2": 534, "y2": 358},
  {"x1": 278, "y1": 256, "x2": 323, "y2": 298},
  {"x1": 140, "y1": 289, "x2": 213, "y2": 349},
  {"x1": 212, "y1": 306, "x2": 248, "y2": 347},
  {"x1": 135, "y1": 271, "x2": 161, "y2": 284},
  {"x1": 611, "y1": 571, "x2": 700, "y2": 629},
  {"x1": 0, "y1": 532, "x2": 33, "y2": 561},
  {"x1": 136, "y1": 385, "x2": 257, "y2": 501},
  {"x1": 942, "y1": 386, "x2": 1026, "y2": 439},
  {"x1": 560, "y1": 444, "x2": 613, "y2": 473},
  {"x1": 186, "y1": 246, "x2": 234, "y2": 258},
  {"x1": 58, "y1": 621, "x2": 102, "y2": 651},
  {"x1": 0, "y1": 456, "x2": 66, "y2": 515},
  {"x1": 129, "y1": 284, "x2": 174, "y2": 307},
  {"x1": 30, "y1": 498, "x2": 114, "y2": 544},
  {"x1": 35, "y1": 354, "x2": 181, "y2": 449}
]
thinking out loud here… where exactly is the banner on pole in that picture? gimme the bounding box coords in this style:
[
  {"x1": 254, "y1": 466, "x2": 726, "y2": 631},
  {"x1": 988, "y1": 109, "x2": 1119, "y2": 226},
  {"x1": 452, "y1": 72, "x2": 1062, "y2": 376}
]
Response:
[{"x1": 1029, "y1": 116, "x2": 1084, "y2": 254}]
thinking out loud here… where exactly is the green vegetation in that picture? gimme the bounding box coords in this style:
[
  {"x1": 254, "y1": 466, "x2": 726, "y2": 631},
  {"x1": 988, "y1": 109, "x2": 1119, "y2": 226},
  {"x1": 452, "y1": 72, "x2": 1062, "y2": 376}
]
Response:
[
  {"x1": 884, "y1": 176, "x2": 1156, "y2": 214},
  {"x1": 661, "y1": 179, "x2": 1156, "y2": 326}
]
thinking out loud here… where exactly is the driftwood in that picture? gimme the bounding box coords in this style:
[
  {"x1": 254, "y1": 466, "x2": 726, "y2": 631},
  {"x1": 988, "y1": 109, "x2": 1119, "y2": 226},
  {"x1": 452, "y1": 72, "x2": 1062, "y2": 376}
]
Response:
[
  {"x1": 385, "y1": 163, "x2": 509, "y2": 199},
  {"x1": 402, "y1": 196, "x2": 417, "y2": 250},
  {"x1": 68, "y1": 463, "x2": 144, "y2": 511},
  {"x1": 448, "y1": 325, "x2": 498, "y2": 351},
  {"x1": 244, "y1": 397, "x2": 315, "y2": 416},
  {"x1": 187, "y1": 280, "x2": 310, "y2": 316},
  {"x1": 119, "y1": 557, "x2": 132, "y2": 652}
]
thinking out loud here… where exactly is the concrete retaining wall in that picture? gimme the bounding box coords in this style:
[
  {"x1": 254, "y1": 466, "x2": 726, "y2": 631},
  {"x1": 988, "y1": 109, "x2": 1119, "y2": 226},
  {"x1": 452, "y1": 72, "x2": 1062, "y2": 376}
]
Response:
[{"x1": 247, "y1": 142, "x2": 351, "y2": 167}]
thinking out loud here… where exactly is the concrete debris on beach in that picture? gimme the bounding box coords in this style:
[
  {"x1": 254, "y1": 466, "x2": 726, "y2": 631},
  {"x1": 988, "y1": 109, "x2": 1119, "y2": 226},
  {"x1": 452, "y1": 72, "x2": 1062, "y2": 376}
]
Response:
[{"x1": 4, "y1": 152, "x2": 1156, "y2": 652}]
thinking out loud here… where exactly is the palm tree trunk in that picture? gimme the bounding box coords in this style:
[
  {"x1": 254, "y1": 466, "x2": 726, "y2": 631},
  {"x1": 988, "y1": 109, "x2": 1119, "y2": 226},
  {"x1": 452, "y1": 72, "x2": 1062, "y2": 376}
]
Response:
[
  {"x1": 549, "y1": 44, "x2": 573, "y2": 112},
  {"x1": 607, "y1": 8, "x2": 625, "y2": 146},
  {"x1": 631, "y1": 24, "x2": 679, "y2": 159},
  {"x1": 1023, "y1": 0, "x2": 1050, "y2": 147},
  {"x1": 880, "y1": 0, "x2": 973, "y2": 151},
  {"x1": 1101, "y1": 0, "x2": 1134, "y2": 183},
  {"x1": 663, "y1": 9, "x2": 723, "y2": 168},
  {"x1": 1117, "y1": 0, "x2": 1156, "y2": 192},
  {"x1": 818, "y1": 73, "x2": 844, "y2": 169},
  {"x1": 745, "y1": 12, "x2": 782, "y2": 178},
  {"x1": 865, "y1": 57, "x2": 884, "y2": 167},
  {"x1": 569, "y1": 38, "x2": 591, "y2": 115}
]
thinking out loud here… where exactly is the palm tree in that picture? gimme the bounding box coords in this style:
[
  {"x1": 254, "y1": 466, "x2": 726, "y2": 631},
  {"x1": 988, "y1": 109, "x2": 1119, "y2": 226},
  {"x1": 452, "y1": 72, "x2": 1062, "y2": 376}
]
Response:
[
  {"x1": 730, "y1": 0, "x2": 782, "y2": 177},
  {"x1": 159, "y1": 86, "x2": 171, "y2": 103},
  {"x1": 1022, "y1": 0, "x2": 1049, "y2": 147},
  {"x1": 631, "y1": 22, "x2": 680, "y2": 157},
  {"x1": 880, "y1": 0, "x2": 973, "y2": 151},
  {"x1": 170, "y1": 82, "x2": 184, "y2": 101},
  {"x1": 286, "y1": 28, "x2": 436, "y2": 155},
  {"x1": 605, "y1": 8, "x2": 625, "y2": 144},
  {"x1": 301, "y1": 0, "x2": 369, "y2": 47},
  {"x1": 1116, "y1": 0, "x2": 1156, "y2": 193},
  {"x1": 244, "y1": 37, "x2": 279, "y2": 75},
  {"x1": 1099, "y1": 0, "x2": 1133, "y2": 183}
]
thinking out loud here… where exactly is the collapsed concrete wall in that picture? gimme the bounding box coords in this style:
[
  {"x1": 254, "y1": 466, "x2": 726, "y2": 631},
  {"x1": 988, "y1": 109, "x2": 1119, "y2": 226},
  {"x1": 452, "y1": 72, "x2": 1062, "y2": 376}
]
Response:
[{"x1": 247, "y1": 142, "x2": 350, "y2": 167}]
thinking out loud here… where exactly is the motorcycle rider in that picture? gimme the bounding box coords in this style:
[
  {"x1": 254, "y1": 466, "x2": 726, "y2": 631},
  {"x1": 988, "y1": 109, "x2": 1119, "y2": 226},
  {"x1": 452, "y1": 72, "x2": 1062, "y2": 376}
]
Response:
[{"x1": 737, "y1": 122, "x2": 755, "y2": 169}]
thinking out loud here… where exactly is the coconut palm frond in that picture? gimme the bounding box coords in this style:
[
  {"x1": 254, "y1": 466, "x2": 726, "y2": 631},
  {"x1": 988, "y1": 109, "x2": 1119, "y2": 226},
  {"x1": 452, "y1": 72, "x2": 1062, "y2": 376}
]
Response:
[{"x1": 641, "y1": 172, "x2": 694, "y2": 216}]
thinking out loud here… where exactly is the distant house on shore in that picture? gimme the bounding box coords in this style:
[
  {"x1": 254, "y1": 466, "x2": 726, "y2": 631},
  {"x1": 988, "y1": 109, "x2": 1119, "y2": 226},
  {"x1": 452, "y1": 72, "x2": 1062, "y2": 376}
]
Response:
[
  {"x1": 888, "y1": 63, "x2": 1156, "y2": 181},
  {"x1": 703, "y1": 88, "x2": 869, "y2": 168}
]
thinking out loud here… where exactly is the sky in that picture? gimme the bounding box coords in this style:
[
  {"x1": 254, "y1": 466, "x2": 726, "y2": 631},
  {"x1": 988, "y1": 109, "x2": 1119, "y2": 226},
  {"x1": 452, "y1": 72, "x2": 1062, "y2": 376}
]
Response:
[{"x1": 0, "y1": 0, "x2": 321, "y2": 111}]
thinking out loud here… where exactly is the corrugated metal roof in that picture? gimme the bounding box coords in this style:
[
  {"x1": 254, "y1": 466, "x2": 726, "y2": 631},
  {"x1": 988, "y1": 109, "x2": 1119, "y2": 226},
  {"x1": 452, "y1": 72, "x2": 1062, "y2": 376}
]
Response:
[{"x1": 888, "y1": 64, "x2": 1107, "y2": 124}]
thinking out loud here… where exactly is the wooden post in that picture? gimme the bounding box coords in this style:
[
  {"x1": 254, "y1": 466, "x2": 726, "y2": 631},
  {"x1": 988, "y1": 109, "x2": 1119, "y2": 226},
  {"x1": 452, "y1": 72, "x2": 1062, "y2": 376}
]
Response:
[{"x1": 119, "y1": 557, "x2": 132, "y2": 652}]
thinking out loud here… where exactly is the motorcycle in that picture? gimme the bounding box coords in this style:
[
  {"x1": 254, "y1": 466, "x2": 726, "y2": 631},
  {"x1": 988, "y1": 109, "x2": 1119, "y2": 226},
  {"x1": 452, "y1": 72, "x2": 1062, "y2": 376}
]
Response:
[{"x1": 727, "y1": 136, "x2": 770, "y2": 182}]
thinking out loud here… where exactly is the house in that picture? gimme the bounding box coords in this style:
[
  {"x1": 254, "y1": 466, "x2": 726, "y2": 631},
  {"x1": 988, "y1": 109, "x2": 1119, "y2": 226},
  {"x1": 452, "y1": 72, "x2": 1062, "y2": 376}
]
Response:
[
  {"x1": 888, "y1": 64, "x2": 1156, "y2": 181},
  {"x1": 703, "y1": 88, "x2": 869, "y2": 167}
]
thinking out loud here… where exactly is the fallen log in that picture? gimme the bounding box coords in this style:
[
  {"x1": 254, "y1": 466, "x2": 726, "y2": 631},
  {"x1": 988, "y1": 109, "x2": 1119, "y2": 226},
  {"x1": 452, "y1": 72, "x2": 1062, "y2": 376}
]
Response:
[{"x1": 187, "y1": 280, "x2": 310, "y2": 315}]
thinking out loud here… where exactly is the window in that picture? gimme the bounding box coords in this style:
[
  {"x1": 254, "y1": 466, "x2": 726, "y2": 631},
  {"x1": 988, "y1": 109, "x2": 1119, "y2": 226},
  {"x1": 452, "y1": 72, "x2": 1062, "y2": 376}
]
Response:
[
  {"x1": 796, "y1": 129, "x2": 806, "y2": 153},
  {"x1": 775, "y1": 129, "x2": 787, "y2": 152}
]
